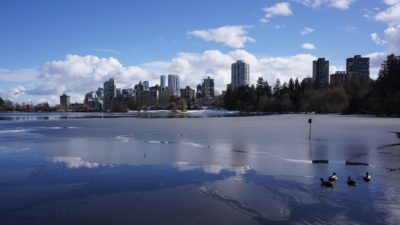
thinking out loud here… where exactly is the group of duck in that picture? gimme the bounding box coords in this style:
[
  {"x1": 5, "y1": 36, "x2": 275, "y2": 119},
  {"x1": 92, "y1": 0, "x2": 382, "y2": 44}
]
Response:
[{"x1": 320, "y1": 172, "x2": 371, "y2": 187}]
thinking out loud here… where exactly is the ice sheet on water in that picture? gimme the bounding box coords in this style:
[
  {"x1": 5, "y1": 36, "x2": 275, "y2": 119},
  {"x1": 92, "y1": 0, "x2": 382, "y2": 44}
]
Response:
[
  {"x1": 0, "y1": 146, "x2": 30, "y2": 154},
  {"x1": 0, "y1": 128, "x2": 29, "y2": 134}
]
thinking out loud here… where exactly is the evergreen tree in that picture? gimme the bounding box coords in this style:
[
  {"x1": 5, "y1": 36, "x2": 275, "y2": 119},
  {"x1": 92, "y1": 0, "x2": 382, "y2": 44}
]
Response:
[
  {"x1": 0, "y1": 97, "x2": 4, "y2": 111},
  {"x1": 371, "y1": 54, "x2": 400, "y2": 115}
]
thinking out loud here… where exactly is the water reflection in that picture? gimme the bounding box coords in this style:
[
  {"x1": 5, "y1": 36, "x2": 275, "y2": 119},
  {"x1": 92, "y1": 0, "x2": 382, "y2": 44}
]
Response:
[
  {"x1": 173, "y1": 161, "x2": 251, "y2": 175},
  {"x1": 1, "y1": 115, "x2": 400, "y2": 224},
  {"x1": 52, "y1": 156, "x2": 106, "y2": 169},
  {"x1": 0, "y1": 146, "x2": 30, "y2": 155}
]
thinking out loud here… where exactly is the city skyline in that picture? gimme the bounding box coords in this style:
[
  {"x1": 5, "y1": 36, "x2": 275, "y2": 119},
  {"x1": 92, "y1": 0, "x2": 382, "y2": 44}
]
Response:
[{"x1": 0, "y1": 0, "x2": 399, "y2": 104}]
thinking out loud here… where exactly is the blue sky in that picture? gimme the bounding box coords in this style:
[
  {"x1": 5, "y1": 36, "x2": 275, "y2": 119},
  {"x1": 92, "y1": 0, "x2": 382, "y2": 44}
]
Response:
[{"x1": 0, "y1": 0, "x2": 399, "y2": 104}]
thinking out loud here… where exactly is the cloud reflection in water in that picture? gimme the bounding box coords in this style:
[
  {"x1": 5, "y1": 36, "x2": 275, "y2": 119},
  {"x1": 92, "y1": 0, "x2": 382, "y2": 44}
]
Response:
[
  {"x1": 52, "y1": 156, "x2": 106, "y2": 169},
  {"x1": 173, "y1": 161, "x2": 251, "y2": 175}
]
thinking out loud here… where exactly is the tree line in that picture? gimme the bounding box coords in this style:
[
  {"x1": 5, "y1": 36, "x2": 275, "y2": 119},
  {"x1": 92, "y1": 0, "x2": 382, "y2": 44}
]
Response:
[{"x1": 223, "y1": 54, "x2": 400, "y2": 115}]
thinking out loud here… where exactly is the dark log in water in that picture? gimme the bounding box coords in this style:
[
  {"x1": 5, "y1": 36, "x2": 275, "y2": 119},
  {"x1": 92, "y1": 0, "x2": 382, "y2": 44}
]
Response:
[{"x1": 312, "y1": 160, "x2": 329, "y2": 164}]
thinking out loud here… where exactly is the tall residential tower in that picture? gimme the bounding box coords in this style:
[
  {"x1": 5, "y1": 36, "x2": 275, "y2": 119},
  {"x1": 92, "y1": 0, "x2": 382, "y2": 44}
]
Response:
[
  {"x1": 103, "y1": 78, "x2": 116, "y2": 111},
  {"x1": 202, "y1": 77, "x2": 215, "y2": 98},
  {"x1": 160, "y1": 75, "x2": 166, "y2": 89},
  {"x1": 168, "y1": 74, "x2": 180, "y2": 97},
  {"x1": 60, "y1": 94, "x2": 70, "y2": 108},
  {"x1": 231, "y1": 60, "x2": 250, "y2": 90},
  {"x1": 313, "y1": 58, "x2": 330, "y2": 87},
  {"x1": 346, "y1": 55, "x2": 370, "y2": 80}
]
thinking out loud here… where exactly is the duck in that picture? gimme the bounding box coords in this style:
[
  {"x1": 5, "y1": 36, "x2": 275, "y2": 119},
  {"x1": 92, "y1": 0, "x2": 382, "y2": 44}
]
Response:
[
  {"x1": 363, "y1": 172, "x2": 371, "y2": 182},
  {"x1": 320, "y1": 178, "x2": 334, "y2": 187},
  {"x1": 347, "y1": 176, "x2": 357, "y2": 186},
  {"x1": 328, "y1": 172, "x2": 338, "y2": 182}
]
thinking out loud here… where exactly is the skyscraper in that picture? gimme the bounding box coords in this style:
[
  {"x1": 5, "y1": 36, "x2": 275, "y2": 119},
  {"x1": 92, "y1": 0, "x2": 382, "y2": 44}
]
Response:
[
  {"x1": 313, "y1": 58, "x2": 330, "y2": 87},
  {"x1": 231, "y1": 60, "x2": 250, "y2": 90},
  {"x1": 103, "y1": 78, "x2": 116, "y2": 111},
  {"x1": 168, "y1": 74, "x2": 180, "y2": 97},
  {"x1": 196, "y1": 84, "x2": 203, "y2": 99},
  {"x1": 346, "y1": 55, "x2": 370, "y2": 80},
  {"x1": 60, "y1": 94, "x2": 70, "y2": 108},
  {"x1": 160, "y1": 75, "x2": 166, "y2": 89},
  {"x1": 202, "y1": 77, "x2": 215, "y2": 98}
]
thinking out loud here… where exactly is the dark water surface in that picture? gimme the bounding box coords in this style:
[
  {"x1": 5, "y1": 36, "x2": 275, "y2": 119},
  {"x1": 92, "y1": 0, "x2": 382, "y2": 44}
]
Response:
[{"x1": 1, "y1": 113, "x2": 400, "y2": 224}]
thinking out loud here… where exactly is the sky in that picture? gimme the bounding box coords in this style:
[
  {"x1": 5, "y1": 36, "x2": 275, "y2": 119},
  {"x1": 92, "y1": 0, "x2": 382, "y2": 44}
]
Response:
[{"x1": 0, "y1": 0, "x2": 399, "y2": 104}]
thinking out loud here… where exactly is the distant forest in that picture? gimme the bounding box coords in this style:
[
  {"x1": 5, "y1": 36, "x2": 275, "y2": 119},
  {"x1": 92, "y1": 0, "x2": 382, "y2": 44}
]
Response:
[
  {"x1": 223, "y1": 54, "x2": 400, "y2": 116},
  {"x1": 1, "y1": 54, "x2": 400, "y2": 116}
]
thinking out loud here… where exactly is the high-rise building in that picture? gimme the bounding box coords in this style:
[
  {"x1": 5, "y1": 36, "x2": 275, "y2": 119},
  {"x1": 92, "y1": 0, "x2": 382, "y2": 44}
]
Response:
[
  {"x1": 202, "y1": 77, "x2": 215, "y2": 98},
  {"x1": 313, "y1": 58, "x2": 330, "y2": 87},
  {"x1": 346, "y1": 55, "x2": 370, "y2": 80},
  {"x1": 196, "y1": 84, "x2": 203, "y2": 99},
  {"x1": 116, "y1": 88, "x2": 122, "y2": 97},
  {"x1": 168, "y1": 75, "x2": 180, "y2": 97},
  {"x1": 134, "y1": 82, "x2": 144, "y2": 93},
  {"x1": 143, "y1": 81, "x2": 150, "y2": 91},
  {"x1": 60, "y1": 94, "x2": 70, "y2": 108},
  {"x1": 160, "y1": 75, "x2": 166, "y2": 89},
  {"x1": 180, "y1": 86, "x2": 195, "y2": 100},
  {"x1": 103, "y1": 78, "x2": 116, "y2": 111},
  {"x1": 231, "y1": 60, "x2": 250, "y2": 89},
  {"x1": 122, "y1": 88, "x2": 135, "y2": 98},
  {"x1": 330, "y1": 71, "x2": 347, "y2": 85}
]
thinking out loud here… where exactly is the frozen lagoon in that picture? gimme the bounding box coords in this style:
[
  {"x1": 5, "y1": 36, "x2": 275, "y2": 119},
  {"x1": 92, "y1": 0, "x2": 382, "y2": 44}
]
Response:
[{"x1": 0, "y1": 114, "x2": 400, "y2": 224}]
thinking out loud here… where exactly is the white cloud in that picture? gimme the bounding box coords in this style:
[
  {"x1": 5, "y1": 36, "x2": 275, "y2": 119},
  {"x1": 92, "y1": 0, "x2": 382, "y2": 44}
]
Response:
[
  {"x1": 365, "y1": 51, "x2": 388, "y2": 67},
  {"x1": 0, "y1": 68, "x2": 38, "y2": 82},
  {"x1": 300, "y1": 27, "x2": 315, "y2": 35},
  {"x1": 362, "y1": 8, "x2": 373, "y2": 19},
  {"x1": 261, "y1": 2, "x2": 293, "y2": 23},
  {"x1": 328, "y1": 0, "x2": 354, "y2": 10},
  {"x1": 383, "y1": 0, "x2": 400, "y2": 5},
  {"x1": 329, "y1": 65, "x2": 343, "y2": 74},
  {"x1": 375, "y1": 1, "x2": 400, "y2": 25},
  {"x1": 7, "y1": 50, "x2": 320, "y2": 104},
  {"x1": 24, "y1": 54, "x2": 153, "y2": 103},
  {"x1": 369, "y1": 26, "x2": 400, "y2": 55},
  {"x1": 384, "y1": 25, "x2": 400, "y2": 53},
  {"x1": 295, "y1": 0, "x2": 323, "y2": 8},
  {"x1": 371, "y1": 33, "x2": 387, "y2": 45},
  {"x1": 0, "y1": 85, "x2": 26, "y2": 100},
  {"x1": 370, "y1": 1, "x2": 400, "y2": 58},
  {"x1": 364, "y1": 51, "x2": 389, "y2": 79},
  {"x1": 301, "y1": 43, "x2": 316, "y2": 50},
  {"x1": 295, "y1": 0, "x2": 354, "y2": 10},
  {"x1": 151, "y1": 50, "x2": 317, "y2": 91},
  {"x1": 187, "y1": 25, "x2": 255, "y2": 49}
]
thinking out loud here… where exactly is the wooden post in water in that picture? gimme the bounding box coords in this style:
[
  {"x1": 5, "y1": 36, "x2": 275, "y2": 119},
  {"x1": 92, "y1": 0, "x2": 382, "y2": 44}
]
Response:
[{"x1": 308, "y1": 118, "x2": 312, "y2": 140}]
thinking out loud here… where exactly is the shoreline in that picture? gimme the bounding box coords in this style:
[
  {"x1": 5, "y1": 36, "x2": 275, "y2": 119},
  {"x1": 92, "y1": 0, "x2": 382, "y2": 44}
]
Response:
[{"x1": 0, "y1": 110, "x2": 399, "y2": 122}]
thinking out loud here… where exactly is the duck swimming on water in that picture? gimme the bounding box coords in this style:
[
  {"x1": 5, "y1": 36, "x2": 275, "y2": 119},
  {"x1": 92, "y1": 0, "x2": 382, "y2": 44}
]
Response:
[
  {"x1": 347, "y1": 176, "x2": 357, "y2": 186},
  {"x1": 328, "y1": 172, "x2": 338, "y2": 182},
  {"x1": 320, "y1": 178, "x2": 334, "y2": 187},
  {"x1": 363, "y1": 172, "x2": 371, "y2": 182}
]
